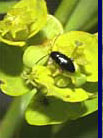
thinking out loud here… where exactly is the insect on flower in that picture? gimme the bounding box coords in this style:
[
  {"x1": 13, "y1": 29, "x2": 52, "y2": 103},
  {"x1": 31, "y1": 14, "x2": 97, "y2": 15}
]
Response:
[
  {"x1": 34, "y1": 36, "x2": 76, "y2": 73},
  {"x1": 50, "y1": 51, "x2": 75, "y2": 73}
]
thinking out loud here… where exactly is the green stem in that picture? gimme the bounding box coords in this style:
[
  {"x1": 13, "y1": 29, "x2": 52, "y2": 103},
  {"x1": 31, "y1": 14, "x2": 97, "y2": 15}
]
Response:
[
  {"x1": 55, "y1": 0, "x2": 79, "y2": 25},
  {"x1": 0, "y1": 89, "x2": 36, "y2": 138}
]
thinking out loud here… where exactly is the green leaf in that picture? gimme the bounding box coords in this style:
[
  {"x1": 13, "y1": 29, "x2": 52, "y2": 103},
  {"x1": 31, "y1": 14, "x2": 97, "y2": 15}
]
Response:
[
  {"x1": 64, "y1": 0, "x2": 98, "y2": 31},
  {"x1": 0, "y1": 44, "x2": 30, "y2": 96},
  {"x1": 55, "y1": 0, "x2": 78, "y2": 25},
  {"x1": 81, "y1": 13, "x2": 98, "y2": 31},
  {"x1": 0, "y1": 0, "x2": 47, "y2": 46}
]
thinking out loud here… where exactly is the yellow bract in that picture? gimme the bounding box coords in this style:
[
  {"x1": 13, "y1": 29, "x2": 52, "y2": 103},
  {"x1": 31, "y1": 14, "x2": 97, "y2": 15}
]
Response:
[
  {"x1": 0, "y1": 0, "x2": 47, "y2": 46},
  {"x1": 52, "y1": 31, "x2": 98, "y2": 82}
]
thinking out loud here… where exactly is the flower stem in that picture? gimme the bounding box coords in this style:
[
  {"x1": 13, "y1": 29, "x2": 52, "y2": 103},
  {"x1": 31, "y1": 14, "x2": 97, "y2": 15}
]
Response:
[{"x1": 0, "y1": 89, "x2": 36, "y2": 138}]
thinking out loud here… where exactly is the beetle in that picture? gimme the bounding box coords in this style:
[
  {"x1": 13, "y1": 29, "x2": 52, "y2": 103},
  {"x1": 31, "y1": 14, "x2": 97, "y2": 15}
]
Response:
[{"x1": 50, "y1": 51, "x2": 75, "y2": 73}]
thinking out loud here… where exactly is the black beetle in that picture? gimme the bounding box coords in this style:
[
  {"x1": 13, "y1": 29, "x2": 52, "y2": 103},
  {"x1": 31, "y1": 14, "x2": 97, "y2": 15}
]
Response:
[{"x1": 50, "y1": 51, "x2": 75, "y2": 73}]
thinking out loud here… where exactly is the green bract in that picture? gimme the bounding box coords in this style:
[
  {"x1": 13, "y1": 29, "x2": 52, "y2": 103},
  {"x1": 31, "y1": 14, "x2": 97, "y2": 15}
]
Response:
[
  {"x1": 23, "y1": 45, "x2": 50, "y2": 68},
  {"x1": 41, "y1": 15, "x2": 63, "y2": 40},
  {"x1": 26, "y1": 14, "x2": 63, "y2": 47},
  {"x1": 25, "y1": 95, "x2": 85, "y2": 125},
  {"x1": 25, "y1": 84, "x2": 98, "y2": 126},
  {"x1": 0, "y1": 44, "x2": 32, "y2": 96},
  {"x1": 0, "y1": 0, "x2": 47, "y2": 46}
]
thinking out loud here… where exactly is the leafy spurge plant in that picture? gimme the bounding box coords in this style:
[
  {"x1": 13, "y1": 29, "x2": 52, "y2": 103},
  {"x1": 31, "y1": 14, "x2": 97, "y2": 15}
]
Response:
[{"x1": 0, "y1": 0, "x2": 98, "y2": 126}]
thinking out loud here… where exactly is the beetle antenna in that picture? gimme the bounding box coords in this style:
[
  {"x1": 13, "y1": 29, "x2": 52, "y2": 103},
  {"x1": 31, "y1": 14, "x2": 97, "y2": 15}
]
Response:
[
  {"x1": 35, "y1": 54, "x2": 49, "y2": 65},
  {"x1": 35, "y1": 34, "x2": 60, "y2": 65}
]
